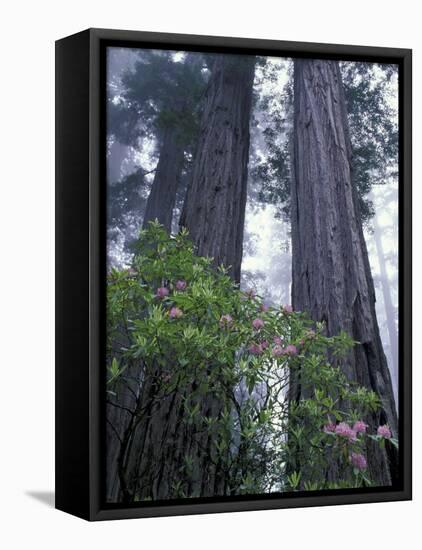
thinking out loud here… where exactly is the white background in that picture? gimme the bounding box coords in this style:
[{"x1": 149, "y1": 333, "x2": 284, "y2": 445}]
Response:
[{"x1": 0, "y1": 1, "x2": 419, "y2": 548}]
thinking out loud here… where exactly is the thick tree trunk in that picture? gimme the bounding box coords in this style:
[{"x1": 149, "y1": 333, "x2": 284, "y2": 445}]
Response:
[
  {"x1": 106, "y1": 361, "x2": 142, "y2": 502},
  {"x1": 290, "y1": 59, "x2": 398, "y2": 486},
  {"x1": 142, "y1": 125, "x2": 184, "y2": 233},
  {"x1": 180, "y1": 55, "x2": 256, "y2": 283},
  {"x1": 118, "y1": 371, "x2": 229, "y2": 501},
  {"x1": 373, "y1": 214, "x2": 399, "y2": 402}
]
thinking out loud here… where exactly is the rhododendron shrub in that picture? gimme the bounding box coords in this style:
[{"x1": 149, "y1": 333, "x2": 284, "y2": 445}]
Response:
[{"x1": 107, "y1": 223, "x2": 396, "y2": 499}]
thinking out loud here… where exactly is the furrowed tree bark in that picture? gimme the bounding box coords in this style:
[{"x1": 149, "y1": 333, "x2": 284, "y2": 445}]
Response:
[
  {"x1": 142, "y1": 125, "x2": 185, "y2": 233},
  {"x1": 112, "y1": 55, "x2": 256, "y2": 502},
  {"x1": 106, "y1": 360, "x2": 142, "y2": 502},
  {"x1": 290, "y1": 59, "x2": 398, "y2": 486},
  {"x1": 180, "y1": 55, "x2": 256, "y2": 283}
]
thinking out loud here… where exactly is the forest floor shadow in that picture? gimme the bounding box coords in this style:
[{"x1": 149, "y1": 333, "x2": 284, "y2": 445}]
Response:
[{"x1": 25, "y1": 491, "x2": 55, "y2": 508}]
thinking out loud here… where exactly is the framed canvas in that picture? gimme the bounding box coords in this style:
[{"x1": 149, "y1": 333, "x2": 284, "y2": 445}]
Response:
[{"x1": 55, "y1": 28, "x2": 412, "y2": 521}]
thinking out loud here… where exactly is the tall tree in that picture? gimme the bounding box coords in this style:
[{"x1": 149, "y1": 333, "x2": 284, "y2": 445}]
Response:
[
  {"x1": 289, "y1": 59, "x2": 398, "y2": 486},
  {"x1": 255, "y1": 61, "x2": 398, "y2": 226},
  {"x1": 108, "y1": 51, "x2": 207, "y2": 237},
  {"x1": 180, "y1": 54, "x2": 256, "y2": 282},
  {"x1": 141, "y1": 123, "x2": 185, "y2": 231}
]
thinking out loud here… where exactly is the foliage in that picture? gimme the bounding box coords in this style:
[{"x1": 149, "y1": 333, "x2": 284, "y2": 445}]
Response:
[
  {"x1": 107, "y1": 51, "x2": 209, "y2": 262},
  {"x1": 107, "y1": 168, "x2": 148, "y2": 223},
  {"x1": 253, "y1": 60, "x2": 398, "y2": 225},
  {"x1": 341, "y1": 62, "x2": 398, "y2": 222},
  {"x1": 109, "y1": 50, "x2": 207, "y2": 148},
  {"x1": 106, "y1": 223, "x2": 394, "y2": 499},
  {"x1": 251, "y1": 59, "x2": 293, "y2": 219}
]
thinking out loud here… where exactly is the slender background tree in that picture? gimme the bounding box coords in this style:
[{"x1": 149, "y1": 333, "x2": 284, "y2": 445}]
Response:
[{"x1": 106, "y1": 50, "x2": 208, "y2": 261}]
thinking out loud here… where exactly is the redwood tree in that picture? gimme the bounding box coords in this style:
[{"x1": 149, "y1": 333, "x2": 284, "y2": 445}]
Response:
[
  {"x1": 142, "y1": 124, "x2": 185, "y2": 232},
  {"x1": 180, "y1": 54, "x2": 256, "y2": 282},
  {"x1": 108, "y1": 51, "x2": 206, "y2": 239},
  {"x1": 290, "y1": 58, "x2": 398, "y2": 485}
]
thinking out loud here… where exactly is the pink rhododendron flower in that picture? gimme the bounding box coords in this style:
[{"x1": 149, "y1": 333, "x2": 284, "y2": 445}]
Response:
[
  {"x1": 377, "y1": 425, "x2": 392, "y2": 439},
  {"x1": 335, "y1": 422, "x2": 357, "y2": 442},
  {"x1": 273, "y1": 336, "x2": 283, "y2": 345},
  {"x1": 272, "y1": 344, "x2": 284, "y2": 357},
  {"x1": 169, "y1": 307, "x2": 183, "y2": 319},
  {"x1": 323, "y1": 422, "x2": 337, "y2": 434},
  {"x1": 249, "y1": 343, "x2": 263, "y2": 355},
  {"x1": 156, "y1": 286, "x2": 169, "y2": 298},
  {"x1": 350, "y1": 452, "x2": 367, "y2": 470},
  {"x1": 283, "y1": 344, "x2": 298, "y2": 356},
  {"x1": 219, "y1": 314, "x2": 233, "y2": 329},
  {"x1": 261, "y1": 340, "x2": 269, "y2": 349},
  {"x1": 252, "y1": 318, "x2": 265, "y2": 330},
  {"x1": 353, "y1": 420, "x2": 368, "y2": 434},
  {"x1": 283, "y1": 304, "x2": 293, "y2": 314},
  {"x1": 175, "y1": 280, "x2": 187, "y2": 291},
  {"x1": 260, "y1": 303, "x2": 269, "y2": 312}
]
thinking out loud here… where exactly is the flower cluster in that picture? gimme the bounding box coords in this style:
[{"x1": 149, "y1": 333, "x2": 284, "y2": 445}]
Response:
[
  {"x1": 252, "y1": 318, "x2": 265, "y2": 331},
  {"x1": 156, "y1": 286, "x2": 169, "y2": 299},
  {"x1": 350, "y1": 452, "x2": 367, "y2": 470},
  {"x1": 272, "y1": 344, "x2": 298, "y2": 357},
  {"x1": 323, "y1": 420, "x2": 392, "y2": 444},
  {"x1": 169, "y1": 307, "x2": 183, "y2": 319},
  {"x1": 272, "y1": 344, "x2": 284, "y2": 357},
  {"x1": 334, "y1": 422, "x2": 357, "y2": 442},
  {"x1": 219, "y1": 314, "x2": 234, "y2": 329},
  {"x1": 353, "y1": 421, "x2": 368, "y2": 434},
  {"x1": 283, "y1": 344, "x2": 298, "y2": 356},
  {"x1": 248, "y1": 340, "x2": 269, "y2": 355},
  {"x1": 175, "y1": 280, "x2": 187, "y2": 291},
  {"x1": 249, "y1": 342, "x2": 264, "y2": 355},
  {"x1": 323, "y1": 422, "x2": 337, "y2": 434},
  {"x1": 377, "y1": 425, "x2": 392, "y2": 439},
  {"x1": 322, "y1": 420, "x2": 369, "y2": 442}
]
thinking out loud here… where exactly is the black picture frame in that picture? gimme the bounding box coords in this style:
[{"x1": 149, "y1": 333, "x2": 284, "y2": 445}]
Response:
[{"x1": 55, "y1": 27, "x2": 412, "y2": 521}]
